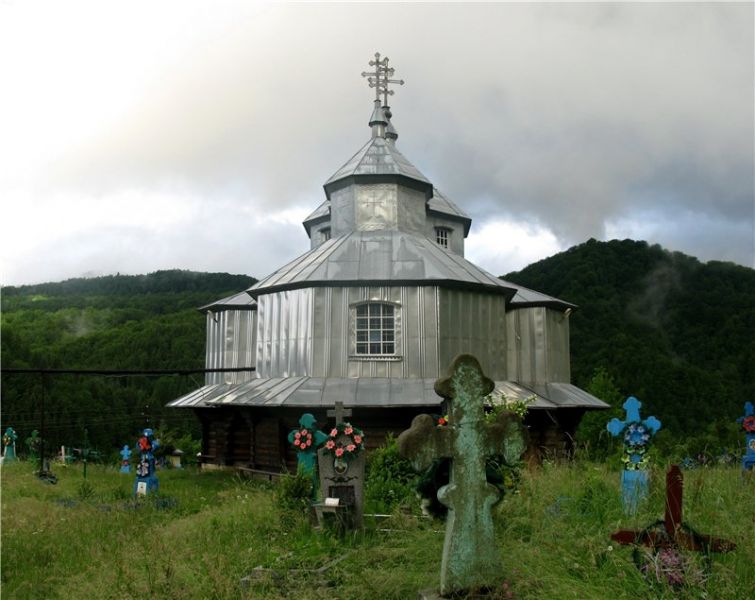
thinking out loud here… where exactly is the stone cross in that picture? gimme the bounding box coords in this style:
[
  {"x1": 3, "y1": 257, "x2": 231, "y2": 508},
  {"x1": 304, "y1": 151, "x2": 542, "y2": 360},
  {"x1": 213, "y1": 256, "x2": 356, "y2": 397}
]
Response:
[
  {"x1": 607, "y1": 396, "x2": 661, "y2": 514},
  {"x1": 327, "y1": 401, "x2": 352, "y2": 425},
  {"x1": 736, "y1": 401, "x2": 755, "y2": 472},
  {"x1": 287, "y1": 413, "x2": 329, "y2": 497},
  {"x1": 120, "y1": 444, "x2": 132, "y2": 473},
  {"x1": 398, "y1": 354, "x2": 526, "y2": 596},
  {"x1": 611, "y1": 464, "x2": 735, "y2": 554},
  {"x1": 2, "y1": 427, "x2": 18, "y2": 462},
  {"x1": 134, "y1": 428, "x2": 159, "y2": 496}
]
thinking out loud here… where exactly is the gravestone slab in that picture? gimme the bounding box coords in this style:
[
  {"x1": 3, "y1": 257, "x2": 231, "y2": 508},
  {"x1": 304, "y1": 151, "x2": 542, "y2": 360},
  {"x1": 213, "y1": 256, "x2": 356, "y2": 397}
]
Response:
[
  {"x1": 316, "y1": 403, "x2": 365, "y2": 529},
  {"x1": 607, "y1": 396, "x2": 661, "y2": 514},
  {"x1": 2, "y1": 427, "x2": 18, "y2": 462},
  {"x1": 737, "y1": 402, "x2": 755, "y2": 472},
  {"x1": 398, "y1": 354, "x2": 526, "y2": 597}
]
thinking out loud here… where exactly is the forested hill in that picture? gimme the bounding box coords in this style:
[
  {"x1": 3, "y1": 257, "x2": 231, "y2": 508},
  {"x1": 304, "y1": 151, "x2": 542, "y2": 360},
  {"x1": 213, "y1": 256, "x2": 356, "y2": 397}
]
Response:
[
  {"x1": 504, "y1": 238, "x2": 755, "y2": 443},
  {"x1": 1, "y1": 270, "x2": 256, "y2": 452}
]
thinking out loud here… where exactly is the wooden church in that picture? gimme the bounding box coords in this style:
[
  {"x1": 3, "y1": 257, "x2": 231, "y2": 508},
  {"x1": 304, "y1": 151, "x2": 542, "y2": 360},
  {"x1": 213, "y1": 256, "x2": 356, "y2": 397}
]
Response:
[{"x1": 168, "y1": 54, "x2": 607, "y2": 472}]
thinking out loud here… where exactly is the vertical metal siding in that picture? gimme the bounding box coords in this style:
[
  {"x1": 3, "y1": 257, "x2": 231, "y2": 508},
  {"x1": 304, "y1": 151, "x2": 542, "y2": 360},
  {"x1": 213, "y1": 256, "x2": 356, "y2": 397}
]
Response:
[
  {"x1": 505, "y1": 307, "x2": 571, "y2": 384},
  {"x1": 437, "y1": 289, "x2": 507, "y2": 379},
  {"x1": 256, "y1": 289, "x2": 313, "y2": 377},
  {"x1": 204, "y1": 309, "x2": 256, "y2": 385}
]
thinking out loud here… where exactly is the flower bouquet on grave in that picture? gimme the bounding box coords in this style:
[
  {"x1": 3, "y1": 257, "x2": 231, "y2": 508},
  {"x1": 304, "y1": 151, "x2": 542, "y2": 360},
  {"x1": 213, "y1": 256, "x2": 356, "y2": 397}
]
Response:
[
  {"x1": 741, "y1": 415, "x2": 755, "y2": 433},
  {"x1": 323, "y1": 423, "x2": 364, "y2": 461}
]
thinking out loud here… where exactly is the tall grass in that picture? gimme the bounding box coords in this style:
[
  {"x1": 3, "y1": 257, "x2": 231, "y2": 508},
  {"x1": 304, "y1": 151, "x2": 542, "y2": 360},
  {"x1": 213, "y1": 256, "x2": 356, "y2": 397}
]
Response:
[{"x1": 1, "y1": 460, "x2": 751, "y2": 599}]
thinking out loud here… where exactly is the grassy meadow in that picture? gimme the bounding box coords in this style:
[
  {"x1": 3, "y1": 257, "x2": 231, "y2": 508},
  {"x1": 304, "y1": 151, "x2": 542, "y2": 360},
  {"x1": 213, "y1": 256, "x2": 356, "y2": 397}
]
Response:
[{"x1": 1, "y1": 460, "x2": 752, "y2": 599}]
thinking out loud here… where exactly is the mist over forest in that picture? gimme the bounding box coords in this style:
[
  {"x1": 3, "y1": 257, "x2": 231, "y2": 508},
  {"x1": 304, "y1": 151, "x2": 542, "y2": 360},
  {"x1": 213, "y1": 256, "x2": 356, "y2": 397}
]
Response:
[{"x1": 2, "y1": 239, "x2": 752, "y2": 459}]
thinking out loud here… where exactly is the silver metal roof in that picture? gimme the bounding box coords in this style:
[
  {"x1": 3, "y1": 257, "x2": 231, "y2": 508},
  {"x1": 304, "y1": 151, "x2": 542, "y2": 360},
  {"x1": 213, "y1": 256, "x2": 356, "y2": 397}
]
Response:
[
  {"x1": 502, "y1": 281, "x2": 576, "y2": 310},
  {"x1": 199, "y1": 291, "x2": 256, "y2": 313},
  {"x1": 167, "y1": 378, "x2": 608, "y2": 410},
  {"x1": 324, "y1": 136, "x2": 431, "y2": 190},
  {"x1": 303, "y1": 200, "x2": 331, "y2": 226},
  {"x1": 248, "y1": 230, "x2": 520, "y2": 298}
]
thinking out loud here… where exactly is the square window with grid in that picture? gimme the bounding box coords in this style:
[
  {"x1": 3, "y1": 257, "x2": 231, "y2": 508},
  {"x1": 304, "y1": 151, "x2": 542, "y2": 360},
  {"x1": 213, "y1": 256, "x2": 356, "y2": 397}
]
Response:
[
  {"x1": 435, "y1": 228, "x2": 449, "y2": 248},
  {"x1": 355, "y1": 303, "x2": 395, "y2": 355}
]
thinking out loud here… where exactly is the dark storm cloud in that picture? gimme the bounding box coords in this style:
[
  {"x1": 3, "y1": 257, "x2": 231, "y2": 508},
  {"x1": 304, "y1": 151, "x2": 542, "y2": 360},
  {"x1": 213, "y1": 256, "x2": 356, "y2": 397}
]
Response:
[{"x1": 2, "y1": 2, "x2": 752, "y2": 285}]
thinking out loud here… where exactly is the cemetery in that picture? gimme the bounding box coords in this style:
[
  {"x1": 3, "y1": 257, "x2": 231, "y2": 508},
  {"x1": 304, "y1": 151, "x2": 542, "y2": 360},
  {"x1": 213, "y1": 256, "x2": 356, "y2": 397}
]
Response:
[
  {"x1": 2, "y1": 52, "x2": 753, "y2": 599},
  {"x1": 1, "y1": 432, "x2": 752, "y2": 599}
]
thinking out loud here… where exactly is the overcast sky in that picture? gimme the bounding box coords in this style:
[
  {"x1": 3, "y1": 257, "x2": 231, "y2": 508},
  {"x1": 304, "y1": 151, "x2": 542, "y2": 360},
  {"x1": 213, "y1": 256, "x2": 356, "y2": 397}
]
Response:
[{"x1": 1, "y1": 1, "x2": 753, "y2": 287}]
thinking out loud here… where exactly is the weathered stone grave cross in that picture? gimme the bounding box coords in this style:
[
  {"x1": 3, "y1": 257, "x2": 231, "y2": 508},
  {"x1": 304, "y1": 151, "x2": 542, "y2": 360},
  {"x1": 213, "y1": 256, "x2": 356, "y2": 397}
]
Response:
[
  {"x1": 607, "y1": 396, "x2": 661, "y2": 513},
  {"x1": 327, "y1": 401, "x2": 352, "y2": 425},
  {"x1": 398, "y1": 354, "x2": 525, "y2": 597},
  {"x1": 611, "y1": 464, "x2": 735, "y2": 553}
]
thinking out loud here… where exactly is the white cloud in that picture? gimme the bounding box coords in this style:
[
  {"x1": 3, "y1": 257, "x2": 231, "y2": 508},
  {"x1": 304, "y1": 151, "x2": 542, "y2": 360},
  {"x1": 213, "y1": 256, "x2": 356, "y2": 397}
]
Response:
[
  {"x1": 466, "y1": 218, "x2": 563, "y2": 276},
  {"x1": 0, "y1": 2, "x2": 752, "y2": 285}
]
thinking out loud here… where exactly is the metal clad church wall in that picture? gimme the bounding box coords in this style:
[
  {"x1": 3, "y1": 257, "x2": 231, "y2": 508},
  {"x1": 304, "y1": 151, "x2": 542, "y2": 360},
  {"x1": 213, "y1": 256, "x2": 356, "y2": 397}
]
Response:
[
  {"x1": 438, "y1": 289, "x2": 507, "y2": 379},
  {"x1": 505, "y1": 307, "x2": 570, "y2": 383},
  {"x1": 256, "y1": 289, "x2": 313, "y2": 377},
  {"x1": 205, "y1": 310, "x2": 257, "y2": 385},
  {"x1": 311, "y1": 286, "x2": 440, "y2": 379}
]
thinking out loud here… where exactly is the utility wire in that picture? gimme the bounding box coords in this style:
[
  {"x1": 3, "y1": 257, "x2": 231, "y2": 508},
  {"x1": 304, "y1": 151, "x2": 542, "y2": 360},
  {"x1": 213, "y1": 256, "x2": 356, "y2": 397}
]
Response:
[{"x1": 1, "y1": 367, "x2": 255, "y2": 376}]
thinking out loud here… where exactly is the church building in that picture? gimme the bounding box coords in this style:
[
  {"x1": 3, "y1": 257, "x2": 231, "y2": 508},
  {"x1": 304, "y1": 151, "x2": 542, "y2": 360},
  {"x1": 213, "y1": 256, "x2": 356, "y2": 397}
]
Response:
[{"x1": 168, "y1": 54, "x2": 607, "y2": 471}]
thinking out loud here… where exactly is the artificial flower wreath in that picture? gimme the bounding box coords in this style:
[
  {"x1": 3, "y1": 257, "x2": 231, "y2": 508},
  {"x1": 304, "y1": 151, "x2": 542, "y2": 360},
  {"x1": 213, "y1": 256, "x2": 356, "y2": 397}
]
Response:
[
  {"x1": 290, "y1": 428, "x2": 315, "y2": 450},
  {"x1": 323, "y1": 422, "x2": 365, "y2": 460}
]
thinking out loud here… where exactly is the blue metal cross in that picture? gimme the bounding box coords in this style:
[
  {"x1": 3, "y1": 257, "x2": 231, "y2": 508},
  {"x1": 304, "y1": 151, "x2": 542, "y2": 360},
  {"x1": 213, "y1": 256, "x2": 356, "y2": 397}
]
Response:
[
  {"x1": 607, "y1": 396, "x2": 662, "y2": 514},
  {"x1": 736, "y1": 401, "x2": 755, "y2": 472},
  {"x1": 607, "y1": 396, "x2": 661, "y2": 439}
]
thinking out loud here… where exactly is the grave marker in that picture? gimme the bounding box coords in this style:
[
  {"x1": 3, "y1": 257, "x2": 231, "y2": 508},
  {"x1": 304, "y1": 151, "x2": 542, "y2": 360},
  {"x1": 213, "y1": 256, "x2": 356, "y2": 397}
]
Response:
[
  {"x1": 398, "y1": 354, "x2": 526, "y2": 597},
  {"x1": 134, "y1": 428, "x2": 160, "y2": 496},
  {"x1": 736, "y1": 401, "x2": 755, "y2": 472},
  {"x1": 287, "y1": 413, "x2": 329, "y2": 497},
  {"x1": 2, "y1": 427, "x2": 18, "y2": 462},
  {"x1": 607, "y1": 396, "x2": 661, "y2": 514},
  {"x1": 120, "y1": 445, "x2": 132, "y2": 473},
  {"x1": 611, "y1": 465, "x2": 735, "y2": 583},
  {"x1": 315, "y1": 402, "x2": 366, "y2": 530},
  {"x1": 25, "y1": 429, "x2": 41, "y2": 461}
]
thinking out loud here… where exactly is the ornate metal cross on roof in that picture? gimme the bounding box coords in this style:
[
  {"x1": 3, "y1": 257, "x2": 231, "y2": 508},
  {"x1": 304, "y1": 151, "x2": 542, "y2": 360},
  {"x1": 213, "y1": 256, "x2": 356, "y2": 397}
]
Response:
[{"x1": 361, "y1": 52, "x2": 404, "y2": 106}]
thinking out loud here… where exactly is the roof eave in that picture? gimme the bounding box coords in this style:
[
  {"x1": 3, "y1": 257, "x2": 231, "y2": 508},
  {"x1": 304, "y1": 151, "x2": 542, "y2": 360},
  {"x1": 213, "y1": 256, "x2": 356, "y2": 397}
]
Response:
[
  {"x1": 323, "y1": 173, "x2": 433, "y2": 201},
  {"x1": 248, "y1": 278, "x2": 517, "y2": 301}
]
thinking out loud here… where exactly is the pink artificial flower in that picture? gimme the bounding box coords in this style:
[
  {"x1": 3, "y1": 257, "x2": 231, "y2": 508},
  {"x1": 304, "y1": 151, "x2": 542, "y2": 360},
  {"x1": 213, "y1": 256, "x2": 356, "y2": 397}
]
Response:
[
  {"x1": 346, "y1": 444, "x2": 356, "y2": 452},
  {"x1": 294, "y1": 432, "x2": 301, "y2": 439},
  {"x1": 301, "y1": 429, "x2": 308, "y2": 436},
  {"x1": 344, "y1": 427, "x2": 353, "y2": 435},
  {"x1": 305, "y1": 439, "x2": 311, "y2": 447},
  {"x1": 330, "y1": 428, "x2": 338, "y2": 437},
  {"x1": 293, "y1": 440, "x2": 300, "y2": 447},
  {"x1": 353, "y1": 435, "x2": 362, "y2": 444},
  {"x1": 335, "y1": 448, "x2": 344, "y2": 457},
  {"x1": 326, "y1": 440, "x2": 335, "y2": 449}
]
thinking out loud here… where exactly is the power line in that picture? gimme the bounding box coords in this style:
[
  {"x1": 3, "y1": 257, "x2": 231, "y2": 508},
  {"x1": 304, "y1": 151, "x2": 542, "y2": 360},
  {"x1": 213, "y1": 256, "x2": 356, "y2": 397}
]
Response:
[{"x1": 1, "y1": 367, "x2": 255, "y2": 376}]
